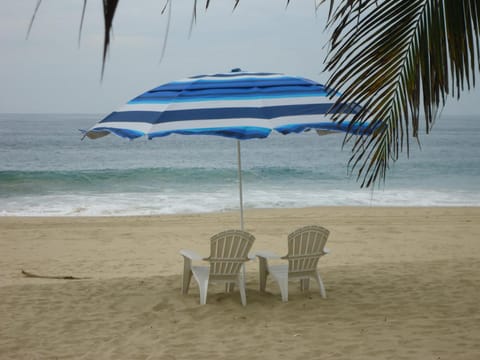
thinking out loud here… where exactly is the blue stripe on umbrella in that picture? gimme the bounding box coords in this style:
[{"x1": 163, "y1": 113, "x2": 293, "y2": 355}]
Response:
[
  {"x1": 149, "y1": 126, "x2": 272, "y2": 140},
  {"x1": 87, "y1": 126, "x2": 272, "y2": 140},
  {"x1": 99, "y1": 103, "x2": 356, "y2": 125},
  {"x1": 152, "y1": 78, "x2": 319, "y2": 91},
  {"x1": 132, "y1": 86, "x2": 330, "y2": 103},
  {"x1": 275, "y1": 121, "x2": 372, "y2": 135}
]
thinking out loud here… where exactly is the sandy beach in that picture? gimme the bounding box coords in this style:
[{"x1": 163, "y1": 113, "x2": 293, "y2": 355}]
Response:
[{"x1": 1, "y1": 206, "x2": 480, "y2": 359}]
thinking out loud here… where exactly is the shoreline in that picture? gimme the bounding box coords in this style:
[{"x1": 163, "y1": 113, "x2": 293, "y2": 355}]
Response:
[
  {"x1": 2, "y1": 203, "x2": 480, "y2": 217},
  {"x1": 3, "y1": 202, "x2": 480, "y2": 218},
  {"x1": 2, "y1": 204, "x2": 479, "y2": 217}
]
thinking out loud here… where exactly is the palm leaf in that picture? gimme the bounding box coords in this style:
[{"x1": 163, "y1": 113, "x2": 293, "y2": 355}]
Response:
[
  {"x1": 26, "y1": 0, "x2": 43, "y2": 39},
  {"x1": 323, "y1": 0, "x2": 480, "y2": 186},
  {"x1": 78, "y1": 0, "x2": 87, "y2": 47},
  {"x1": 101, "y1": 0, "x2": 119, "y2": 78}
]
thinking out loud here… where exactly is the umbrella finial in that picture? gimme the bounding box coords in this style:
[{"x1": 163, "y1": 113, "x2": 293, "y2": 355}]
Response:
[{"x1": 231, "y1": 68, "x2": 242, "y2": 73}]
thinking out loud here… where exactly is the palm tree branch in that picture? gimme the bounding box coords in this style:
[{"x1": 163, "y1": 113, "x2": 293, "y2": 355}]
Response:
[{"x1": 324, "y1": 0, "x2": 480, "y2": 186}]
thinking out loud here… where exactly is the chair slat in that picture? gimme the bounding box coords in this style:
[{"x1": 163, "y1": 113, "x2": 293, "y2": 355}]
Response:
[
  {"x1": 208, "y1": 230, "x2": 255, "y2": 277},
  {"x1": 286, "y1": 226, "x2": 329, "y2": 274}
]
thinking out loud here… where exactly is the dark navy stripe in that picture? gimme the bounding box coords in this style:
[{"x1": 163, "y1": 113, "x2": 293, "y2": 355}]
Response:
[
  {"x1": 134, "y1": 85, "x2": 328, "y2": 100},
  {"x1": 99, "y1": 103, "x2": 359, "y2": 124},
  {"x1": 148, "y1": 85, "x2": 327, "y2": 95}
]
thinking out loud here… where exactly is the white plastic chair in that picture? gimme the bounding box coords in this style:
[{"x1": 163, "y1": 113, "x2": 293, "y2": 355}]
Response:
[
  {"x1": 256, "y1": 225, "x2": 330, "y2": 302},
  {"x1": 180, "y1": 230, "x2": 255, "y2": 306}
]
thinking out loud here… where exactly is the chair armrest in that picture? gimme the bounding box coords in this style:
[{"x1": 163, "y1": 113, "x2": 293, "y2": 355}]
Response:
[
  {"x1": 179, "y1": 249, "x2": 203, "y2": 261},
  {"x1": 254, "y1": 250, "x2": 282, "y2": 260}
]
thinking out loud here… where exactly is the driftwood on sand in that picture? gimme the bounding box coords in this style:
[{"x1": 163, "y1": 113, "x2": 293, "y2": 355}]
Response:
[{"x1": 21, "y1": 269, "x2": 90, "y2": 280}]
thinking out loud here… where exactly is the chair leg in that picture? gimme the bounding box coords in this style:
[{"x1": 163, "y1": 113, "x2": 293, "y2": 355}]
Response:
[
  {"x1": 315, "y1": 271, "x2": 327, "y2": 298},
  {"x1": 236, "y1": 269, "x2": 247, "y2": 306},
  {"x1": 198, "y1": 279, "x2": 209, "y2": 305},
  {"x1": 182, "y1": 257, "x2": 193, "y2": 295},
  {"x1": 272, "y1": 275, "x2": 288, "y2": 302},
  {"x1": 280, "y1": 278, "x2": 288, "y2": 302},
  {"x1": 238, "y1": 281, "x2": 247, "y2": 306},
  {"x1": 300, "y1": 278, "x2": 310, "y2": 291},
  {"x1": 258, "y1": 257, "x2": 268, "y2": 292}
]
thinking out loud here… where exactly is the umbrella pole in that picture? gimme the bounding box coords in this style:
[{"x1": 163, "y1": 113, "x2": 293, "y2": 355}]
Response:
[{"x1": 237, "y1": 140, "x2": 244, "y2": 230}]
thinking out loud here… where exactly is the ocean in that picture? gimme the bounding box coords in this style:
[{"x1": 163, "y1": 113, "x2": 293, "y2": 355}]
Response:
[{"x1": 0, "y1": 113, "x2": 479, "y2": 216}]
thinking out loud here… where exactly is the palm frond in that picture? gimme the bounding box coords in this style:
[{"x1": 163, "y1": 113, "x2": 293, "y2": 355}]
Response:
[
  {"x1": 324, "y1": 0, "x2": 480, "y2": 187},
  {"x1": 78, "y1": 0, "x2": 87, "y2": 47},
  {"x1": 26, "y1": 0, "x2": 43, "y2": 39},
  {"x1": 160, "y1": 0, "x2": 172, "y2": 62},
  {"x1": 101, "y1": 0, "x2": 119, "y2": 78}
]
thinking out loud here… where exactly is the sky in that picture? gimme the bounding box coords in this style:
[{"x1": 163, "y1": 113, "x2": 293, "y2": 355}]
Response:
[{"x1": 1, "y1": 0, "x2": 479, "y2": 117}]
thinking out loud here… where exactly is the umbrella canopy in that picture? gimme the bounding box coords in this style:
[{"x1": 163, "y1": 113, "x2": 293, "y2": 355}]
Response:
[{"x1": 83, "y1": 69, "x2": 373, "y2": 228}]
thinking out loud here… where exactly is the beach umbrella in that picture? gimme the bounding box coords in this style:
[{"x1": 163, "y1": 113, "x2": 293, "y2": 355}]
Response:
[{"x1": 83, "y1": 69, "x2": 373, "y2": 229}]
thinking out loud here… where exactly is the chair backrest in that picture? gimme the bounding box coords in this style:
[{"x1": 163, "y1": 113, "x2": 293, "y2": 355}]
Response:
[
  {"x1": 284, "y1": 225, "x2": 329, "y2": 274},
  {"x1": 206, "y1": 230, "x2": 255, "y2": 279}
]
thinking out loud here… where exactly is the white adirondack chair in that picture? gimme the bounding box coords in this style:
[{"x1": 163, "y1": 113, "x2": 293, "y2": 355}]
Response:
[
  {"x1": 180, "y1": 230, "x2": 255, "y2": 306},
  {"x1": 256, "y1": 225, "x2": 330, "y2": 302}
]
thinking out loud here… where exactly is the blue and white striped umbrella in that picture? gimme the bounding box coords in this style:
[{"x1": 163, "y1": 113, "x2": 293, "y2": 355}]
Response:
[
  {"x1": 84, "y1": 69, "x2": 372, "y2": 140},
  {"x1": 84, "y1": 69, "x2": 373, "y2": 228}
]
